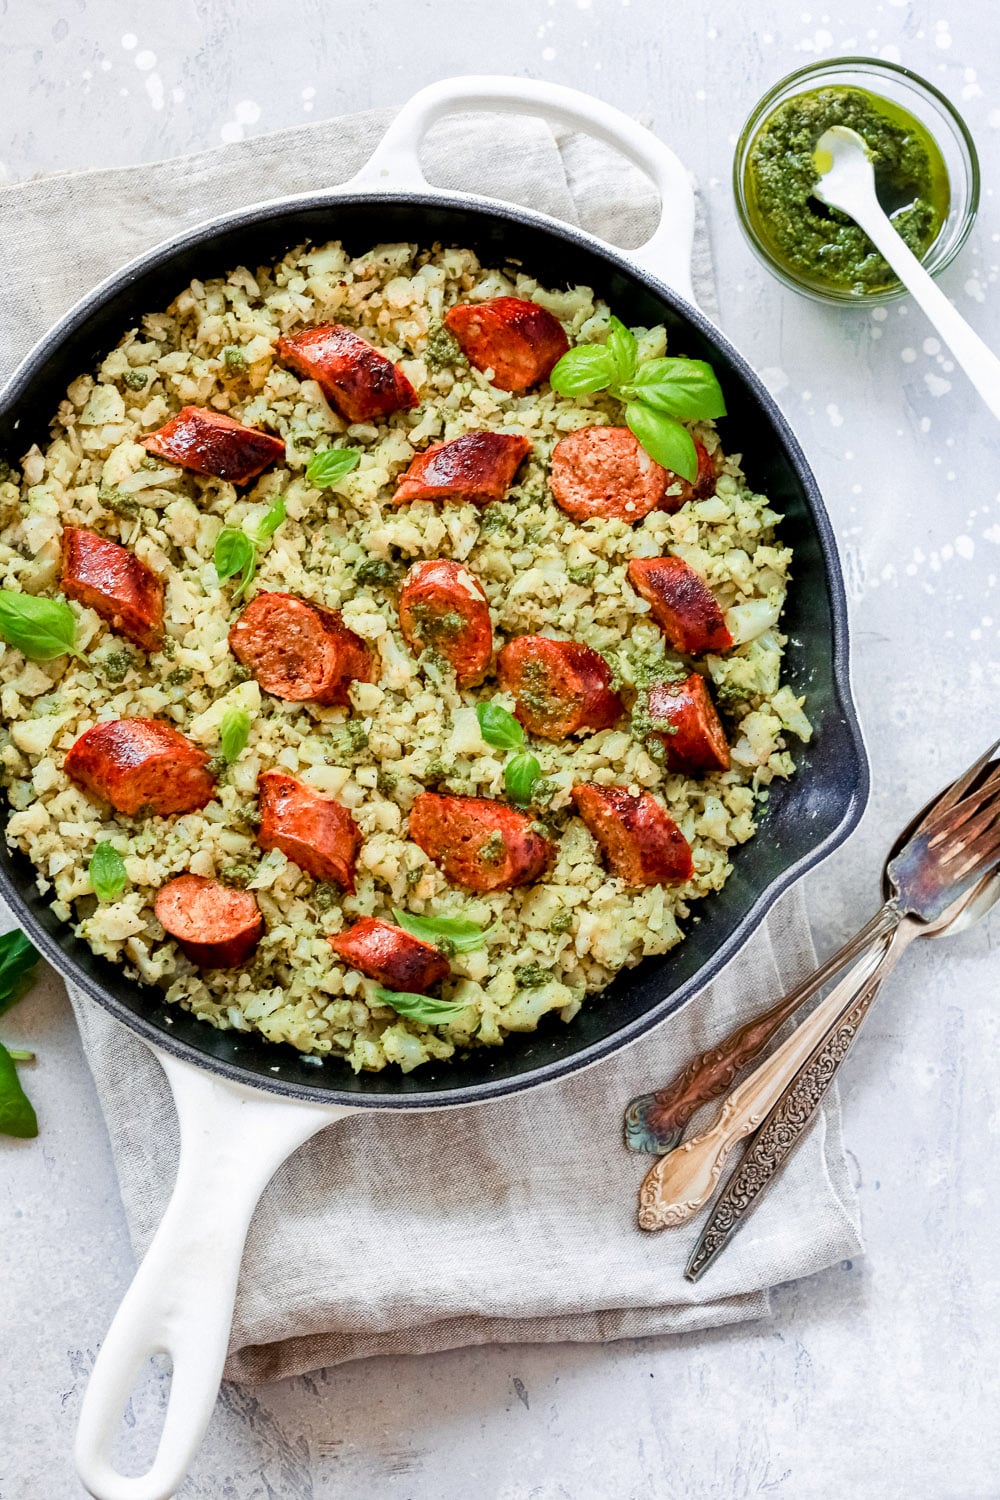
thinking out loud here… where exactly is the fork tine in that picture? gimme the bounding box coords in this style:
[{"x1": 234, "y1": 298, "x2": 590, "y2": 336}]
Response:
[
  {"x1": 933, "y1": 791, "x2": 1000, "y2": 862},
  {"x1": 941, "y1": 820, "x2": 1000, "y2": 883},
  {"x1": 925, "y1": 768, "x2": 1000, "y2": 847},
  {"x1": 914, "y1": 736, "x2": 1000, "y2": 838}
]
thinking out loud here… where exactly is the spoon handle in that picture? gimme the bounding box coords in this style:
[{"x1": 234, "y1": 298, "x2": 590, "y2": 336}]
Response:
[
  {"x1": 636, "y1": 933, "x2": 904, "y2": 1230},
  {"x1": 852, "y1": 201, "x2": 1000, "y2": 423},
  {"x1": 623, "y1": 902, "x2": 899, "y2": 1154}
]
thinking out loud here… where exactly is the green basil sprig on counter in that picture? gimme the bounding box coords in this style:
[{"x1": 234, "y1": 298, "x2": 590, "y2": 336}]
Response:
[
  {"x1": 374, "y1": 986, "x2": 469, "y2": 1026},
  {"x1": 215, "y1": 495, "x2": 286, "y2": 603},
  {"x1": 0, "y1": 929, "x2": 42, "y2": 1139},
  {"x1": 306, "y1": 447, "x2": 361, "y2": 490},
  {"x1": 476, "y1": 701, "x2": 542, "y2": 807},
  {"x1": 392, "y1": 907, "x2": 499, "y2": 954},
  {"x1": 549, "y1": 316, "x2": 726, "y2": 483},
  {"x1": 89, "y1": 842, "x2": 127, "y2": 903},
  {"x1": 220, "y1": 704, "x2": 252, "y2": 763},
  {"x1": 0, "y1": 591, "x2": 85, "y2": 663}
]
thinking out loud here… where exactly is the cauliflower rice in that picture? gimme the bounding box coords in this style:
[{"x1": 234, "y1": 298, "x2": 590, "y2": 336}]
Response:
[{"x1": 0, "y1": 240, "x2": 810, "y2": 1074}]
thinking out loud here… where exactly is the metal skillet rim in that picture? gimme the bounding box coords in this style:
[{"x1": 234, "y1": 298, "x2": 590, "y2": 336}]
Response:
[{"x1": 0, "y1": 185, "x2": 870, "y2": 1109}]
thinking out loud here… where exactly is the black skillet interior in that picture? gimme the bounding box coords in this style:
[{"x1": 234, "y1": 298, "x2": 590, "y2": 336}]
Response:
[{"x1": 0, "y1": 194, "x2": 869, "y2": 1107}]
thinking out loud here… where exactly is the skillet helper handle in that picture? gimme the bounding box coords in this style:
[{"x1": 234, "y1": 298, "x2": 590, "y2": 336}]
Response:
[
  {"x1": 349, "y1": 75, "x2": 697, "y2": 303},
  {"x1": 74, "y1": 1051, "x2": 350, "y2": 1500}
]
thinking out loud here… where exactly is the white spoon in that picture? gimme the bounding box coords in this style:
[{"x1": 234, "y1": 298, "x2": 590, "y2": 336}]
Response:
[{"x1": 813, "y1": 124, "x2": 1000, "y2": 421}]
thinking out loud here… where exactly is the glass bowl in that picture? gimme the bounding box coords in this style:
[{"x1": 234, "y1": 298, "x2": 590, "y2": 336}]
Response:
[{"x1": 733, "y1": 57, "x2": 980, "y2": 305}]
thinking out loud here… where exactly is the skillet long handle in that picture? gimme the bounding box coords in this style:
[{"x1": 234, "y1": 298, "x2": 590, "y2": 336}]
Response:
[
  {"x1": 74, "y1": 1050, "x2": 349, "y2": 1500},
  {"x1": 347, "y1": 75, "x2": 698, "y2": 303}
]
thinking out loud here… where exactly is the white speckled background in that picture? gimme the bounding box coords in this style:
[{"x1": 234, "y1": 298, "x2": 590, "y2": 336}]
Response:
[{"x1": 2, "y1": 1, "x2": 1000, "y2": 1495}]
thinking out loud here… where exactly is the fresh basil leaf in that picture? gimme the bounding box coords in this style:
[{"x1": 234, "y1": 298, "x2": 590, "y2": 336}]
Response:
[
  {"x1": 214, "y1": 528, "x2": 255, "y2": 585},
  {"x1": 89, "y1": 842, "x2": 127, "y2": 903},
  {"x1": 0, "y1": 591, "x2": 84, "y2": 663},
  {"x1": 504, "y1": 751, "x2": 541, "y2": 806},
  {"x1": 548, "y1": 345, "x2": 616, "y2": 398},
  {"x1": 391, "y1": 908, "x2": 499, "y2": 954},
  {"x1": 0, "y1": 1040, "x2": 38, "y2": 1138},
  {"x1": 0, "y1": 931, "x2": 41, "y2": 1019},
  {"x1": 374, "y1": 986, "x2": 469, "y2": 1025},
  {"x1": 626, "y1": 357, "x2": 727, "y2": 420},
  {"x1": 306, "y1": 447, "x2": 361, "y2": 489},
  {"x1": 249, "y1": 495, "x2": 286, "y2": 543},
  {"x1": 625, "y1": 403, "x2": 699, "y2": 482},
  {"x1": 476, "y1": 701, "x2": 525, "y2": 751},
  {"x1": 606, "y1": 316, "x2": 638, "y2": 387},
  {"x1": 220, "y1": 704, "x2": 251, "y2": 763}
]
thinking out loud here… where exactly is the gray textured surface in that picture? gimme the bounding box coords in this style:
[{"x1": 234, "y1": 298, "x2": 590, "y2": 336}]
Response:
[{"x1": 2, "y1": 1, "x2": 1000, "y2": 1496}]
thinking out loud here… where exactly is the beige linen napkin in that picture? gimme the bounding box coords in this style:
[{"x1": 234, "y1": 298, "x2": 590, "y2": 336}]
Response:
[{"x1": 0, "y1": 105, "x2": 861, "y2": 1382}]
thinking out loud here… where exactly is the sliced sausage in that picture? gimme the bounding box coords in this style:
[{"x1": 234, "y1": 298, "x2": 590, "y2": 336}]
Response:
[
  {"x1": 155, "y1": 874, "x2": 263, "y2": 968},
  {"x1": 645, "y1": 673, "x2": 730, "y2": 774},
  {"x1": 398, "y1": 560, "x2": 493, "y2": 689},
  {"x1": 140, "y1": 406, "x2": 285, "y2": 484},
  {"x1": 444, "y1": 297, "x2": 568, "y2": 392},
  {"x1": 409, "y1": 792, "x2": 552, "y2": 893},
  {"x1": 627, "y1": 556, "x2": 733, "y2": 656},
  {"x1": 496, "y1": 636, "x2": 623, "y2": 741},
  {"x1": 571, "y1": 783, "x2": 694, "y2": 887},
  {"x1": 257, "y1": 769, "x2": 361, "y2": 890},
  {"x1": 229, "y1": 592, "x2": 375, "y2": 707},
  {"x1": 548, "y1": 426, "x2": 667, "y2": 524},
  {"x1": 65, "y1": 719, "x2": 216, "y2": 815},
  {"x1": 329, "y1": 917, "x2": 450, "y2": 994},
  {"x1": 61, "y1": 527, "x2": 164, "y2": 652},
  {"x1": 659, "y1": 439, "x2": 719, "y2": 513},
  {"x1": 393, "y1": 430, "x2": 531, "y2": 507},
  {"x1": 275, "y1": 323, "x2": 418, "y2": 422}
]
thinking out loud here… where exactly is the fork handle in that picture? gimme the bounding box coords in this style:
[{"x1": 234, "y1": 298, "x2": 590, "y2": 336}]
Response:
[{"x1": 623, "y1": 903, "x2": 900, "y2": 1154}]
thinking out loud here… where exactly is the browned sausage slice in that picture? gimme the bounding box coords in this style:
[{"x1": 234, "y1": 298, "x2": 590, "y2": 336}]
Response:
[
  {"x1": 398, "y1": 560, "x2": 493, "y2": 689},
  {"x1": 409, "y1": 792, "x2": 552, "y2": 893},
  {"x1": 229, "y1": 592, "x2": 375, "y2": 706},
  {"x1": 329, "y1": 917, "x2": 450, "y2": 994},
  {"x1": 548, "y1": 426, "x2": 667, "y2": 524},
  {"x1": 257, "y1": 769, "x2": 361, "y2": 889},
  {"x1": 275, "y1": 324, "x2": 418, "y2": 422},
  {"x1": 155, "y1": 874, "x2": 263, "y2": 968},
  {"x1": 496, "y1": 635, "x2": 623, "y2": 740},
  {"x1": 571, "y1": 783, "x2": 694, "y2": 886},
  {"x1": 61, "y1": 527, "x2": 164, "y2": 652},
  {"x1": 444, "y1": 297, "x2": 568, "y2": 392},
  {"x1": 645, "y1": 673, "x2": 730, "y2": 773},
  {"x1": 140, "y1": 406, "x2": 285, "y2": 484},
  {"x1": 393, "y1": 430, "x2": 531, "y2": 507},
  {"x1": 627, "y1": 556, "x2": 733, "y2": 656},
  {"x1": 659, "y1": 439, "x2": 719, "y2": 513},
  {"x1": 64, "y1": 719, "x2": 216, "y2": 815}
]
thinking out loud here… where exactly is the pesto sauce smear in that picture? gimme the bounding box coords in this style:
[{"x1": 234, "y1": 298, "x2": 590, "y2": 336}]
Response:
[{"x1": 745, "y1": 85, "x2": 949, "y2": 294}]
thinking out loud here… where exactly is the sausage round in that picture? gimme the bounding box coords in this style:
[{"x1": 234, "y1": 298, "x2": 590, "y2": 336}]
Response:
[
  {"x1": 329, "y1": 917, "x2": 450, "y2": 994},
  {"x1": 393, "y1": 430, "x2": 531, "y2": 507},
  {"x1": 496, "y1": 635, "x2": 623, "y2": 740},
  {"x1": 444, "y1": 297, "x2": 569, "y2": 392},
  {"x1": 229, "y1": 592, "x2": 375, "y2": 706},
  {"x1": 155, "y1": 874, "x2": 263, "y2": 968},
  {"x1": 659, "y1": 439, "x2": 719, "y2": 513},
  {"x1": 548, "y1": 426, "x2": 667, "y2": 524},
  {"x1": 408, "y1": 792, "x2": 553, "y2": 893},
  {"x1": 140, "y1": 406, "x2": 285, "y2": 484},
  {"x1": 276, "y1": 323, "x2": 418, "y2": 423},
  {"x1": 61, "y1": 527, "x2": 164, "y2": 652},
  {"x1": 398, "y1": 560, "x2": 493, "y2": 689},
  {"x1": 64, "y1": 719, "x2": 216, "y2": 815},
  {"x1": 627, "y1": 556, "x2": 733, "y2": 656},
  {"x1": 645, "y1": 673, "x2": 730, "y2": 774},
  {"x1": 571, "y1": 783, "x2": 694, "y2": 887},
  {"x1": 257, "y1": 770, "x2": 362, "y2": 890}
]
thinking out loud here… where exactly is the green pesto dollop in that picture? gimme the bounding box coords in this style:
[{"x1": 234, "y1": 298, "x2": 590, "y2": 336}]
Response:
[{"x1": 745, "y1": 85, "x2": 949, "y2": 295}]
